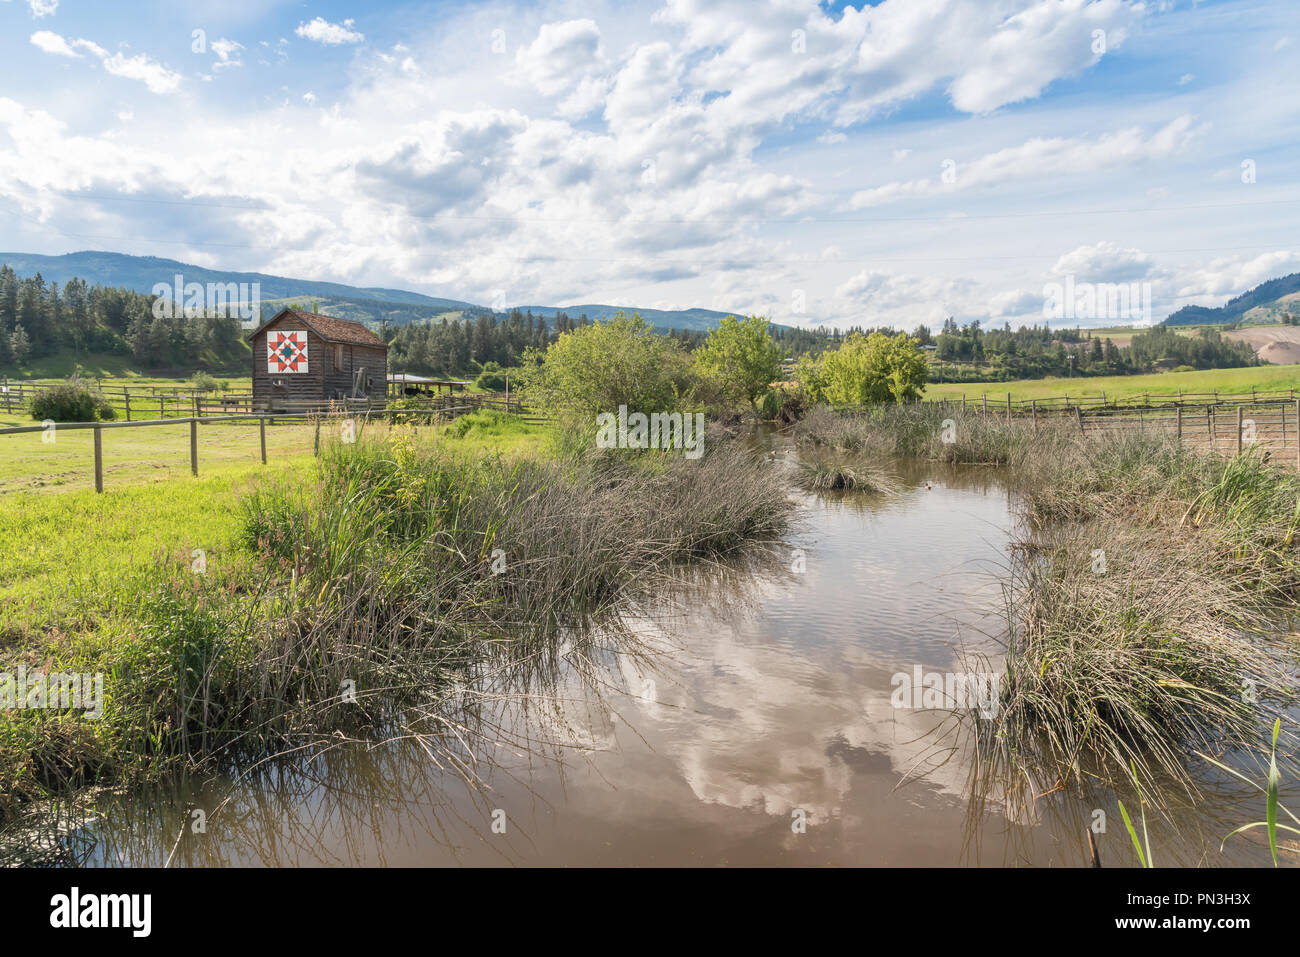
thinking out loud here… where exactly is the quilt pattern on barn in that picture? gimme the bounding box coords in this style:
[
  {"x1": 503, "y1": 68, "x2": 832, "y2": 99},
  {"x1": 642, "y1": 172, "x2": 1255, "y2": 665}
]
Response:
[{"x1": 267, "y1": 330, "x2": 309, "y2": 373}]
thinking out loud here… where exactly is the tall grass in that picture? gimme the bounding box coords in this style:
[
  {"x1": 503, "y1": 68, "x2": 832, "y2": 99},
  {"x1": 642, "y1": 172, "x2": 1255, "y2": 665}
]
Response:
[
  {"x1": 0, "y1": 426, "x2": 794, "y2": 825},
  {"x1": 793, "y1": 404, "x2": 1050, "y2": 465},
  {"x1": 799, "y1": 403, "x2": 1300, "y2": 808}
]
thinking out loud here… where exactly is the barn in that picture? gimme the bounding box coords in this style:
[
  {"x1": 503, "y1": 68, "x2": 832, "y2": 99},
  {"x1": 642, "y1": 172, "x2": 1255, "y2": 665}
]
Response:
[{"x1": 249, "y1": 308, "x2": 388, "y2": 411}]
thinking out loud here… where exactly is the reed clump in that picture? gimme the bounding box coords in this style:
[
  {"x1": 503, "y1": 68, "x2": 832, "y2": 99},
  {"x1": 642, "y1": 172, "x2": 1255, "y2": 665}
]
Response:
[
  {"x1": 0, "y1": 426, "x2": 794, "y2": 825},
  {"x1": 796, "y1": 403, "x2": 1300, "y2": 801},
  {"x1": 794, "y1": 404, "x2": 1047, "y2": 465},
  {"x1": 794, "y1": 459, "x2": 898, "y2": 494}
]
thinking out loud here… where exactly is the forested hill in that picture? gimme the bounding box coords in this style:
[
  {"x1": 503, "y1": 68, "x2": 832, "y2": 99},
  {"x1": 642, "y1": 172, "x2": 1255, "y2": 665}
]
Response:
[
  {"x1": 1164, "y1": 271, "x2": 1300, "y2": 325},
  {"x1": 0, "y1": 251, "x2": 757, "y2": 333}
]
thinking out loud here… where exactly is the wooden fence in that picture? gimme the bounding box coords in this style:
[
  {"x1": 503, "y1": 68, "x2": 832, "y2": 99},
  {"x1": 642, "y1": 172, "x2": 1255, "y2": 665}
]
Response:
[
  {"x1": 930, "y1": 387, "x2": 1300, "y2": 415},
  {"x1": 925, "y1": 390, "x2": 1300, "y2": 468},
  {"x1": 2, "y1": 392, "x2": 552, "y2": 494},
  {"x1": 0, "y1": 380, "x2": 256, "y2": 421},
  {"x1": 0, "y1": 380, "x2": 546, "y2": 422}
]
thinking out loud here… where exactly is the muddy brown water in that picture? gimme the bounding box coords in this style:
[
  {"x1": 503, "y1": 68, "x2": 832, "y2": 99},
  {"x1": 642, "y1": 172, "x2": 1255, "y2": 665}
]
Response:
[{"x1": 26, "y1": 437, "x2": 1299, "y2": 867}]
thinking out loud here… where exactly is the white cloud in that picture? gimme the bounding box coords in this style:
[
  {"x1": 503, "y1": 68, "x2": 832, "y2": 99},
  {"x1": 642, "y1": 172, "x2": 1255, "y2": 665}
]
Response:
[
  {"x1": 103, "y1": 51, "x2": 182, "y2": 94},
  {"x1": 30, "y1": 30, "x2": 176, "y2": 93},
  {"x1": 1174, "y1": 251, "x2": 1299, "y2": 301},
  {"x1": 836, "y1": 269, "x2": 977, "y2": 325},
  {"x1": 29, "y1": 30, "x2": 77, "y2": 56},
  {"x1": 512, "y1": 19, "x2": 603, "y2": 96},
  {"x1": 988, "y1": 288, "x2": 1044, "y2": 318},
  {"x1": 1052, "y1": 241, "x2": 1159, "y2": 283},
  {"x1": 850, "y1": 115, "x2": 1208, "y2": 208},
  {"x1": 1178, "y1": 73, "x2": 1194, "y2": 85},
  {"x1": 5, "y1": 0, "x2": 1297, "y2": 329},
  {"x1": 295, "y1": 17, "x2": 364, "y2": 46},
  {"x1": 28, "y1": 0, "x2": 57, "y2": 18},
  {"x1": 211, "y1": 38, "x2": 243, "y2": 70}
]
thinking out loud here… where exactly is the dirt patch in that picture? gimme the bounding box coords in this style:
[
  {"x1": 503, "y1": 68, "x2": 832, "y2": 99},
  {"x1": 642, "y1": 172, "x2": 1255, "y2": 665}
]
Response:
[{"x1": 1224, "y1": 325, "x2": 1300, "y2": 365}]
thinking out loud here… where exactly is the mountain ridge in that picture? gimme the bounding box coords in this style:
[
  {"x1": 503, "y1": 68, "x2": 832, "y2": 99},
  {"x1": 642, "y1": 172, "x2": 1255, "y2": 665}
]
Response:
[{"x1": 0, "y1": 251, "x2": 754, "y2": 333}]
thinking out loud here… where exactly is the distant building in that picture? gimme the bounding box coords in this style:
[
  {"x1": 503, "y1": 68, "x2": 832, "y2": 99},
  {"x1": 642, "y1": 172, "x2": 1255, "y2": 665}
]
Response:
[{"x1": 249, "y1": 308, "x2": 387, "y2": 410}]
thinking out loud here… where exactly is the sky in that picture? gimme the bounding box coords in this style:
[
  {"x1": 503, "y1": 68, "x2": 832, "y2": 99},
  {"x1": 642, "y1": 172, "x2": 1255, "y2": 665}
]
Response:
[{"x1": 0, "y1": 0, "x2": 1297, "y2": 329}]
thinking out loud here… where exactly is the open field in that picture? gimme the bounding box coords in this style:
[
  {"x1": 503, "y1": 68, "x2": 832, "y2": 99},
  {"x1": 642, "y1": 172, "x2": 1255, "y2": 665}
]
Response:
[
  {"x1": 0, "y1": 413, "x2": 556, "y2": 633},
  {"x1": 0, "y1": 417, "x2": 317, "y2": 494},
  {"x1": 0, "y1": 350, "x2": 249, "y2": 382},
  {"x1": 925, "y1": 363, "x2": 1300, "y2": 403},
  {"x1": 0, "y1": 407, "x2": 551, "y2": 496},
  {"x1": 1225, "y1": 325, "x2": 1300, "y2": 365}
]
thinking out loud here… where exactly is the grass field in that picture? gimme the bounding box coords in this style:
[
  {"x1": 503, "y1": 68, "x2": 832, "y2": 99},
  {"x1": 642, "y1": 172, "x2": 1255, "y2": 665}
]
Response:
[
  {"x1": 925, "y1": 363, "x2": 1300, "y2": 403},
  {"x1": 0, "y1": 416, "x2": 318, "y2": 494},
  {"x1": 0, "y1": 350, "x2": 249, "y2": 382},
  {"x1": 0, "y1": 411, "x2": 554, "y2": 634},
  {"x1": 0, "y1": 408, "x2": 551, "y2": 495}
]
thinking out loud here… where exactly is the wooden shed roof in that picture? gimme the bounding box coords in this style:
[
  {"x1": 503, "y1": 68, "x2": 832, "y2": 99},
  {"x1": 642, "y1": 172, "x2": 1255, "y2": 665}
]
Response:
[{"x1": 248, "y1": 308, "x2": 386, "y2": 348}]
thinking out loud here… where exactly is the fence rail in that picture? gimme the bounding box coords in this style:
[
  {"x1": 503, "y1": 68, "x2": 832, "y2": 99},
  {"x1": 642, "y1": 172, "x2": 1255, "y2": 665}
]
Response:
[
  {"x1": 4, "y1": 391, "x2": 552, "y2": 494},
  {"x1": 928, "y1": 387, "x2": 1300, "y2": 414},
  {"x1": 924, "y1": 391, "x2": 1300, "y2": 468},
  {"x1": 0, "y1": 379, "x2": 258, "y2": 421}
]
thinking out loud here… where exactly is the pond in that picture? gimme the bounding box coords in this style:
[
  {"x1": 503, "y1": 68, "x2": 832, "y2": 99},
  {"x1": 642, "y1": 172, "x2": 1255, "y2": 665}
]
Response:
[{"x1": 24, "y1": 433, "x2": 1297, "y2": 867}]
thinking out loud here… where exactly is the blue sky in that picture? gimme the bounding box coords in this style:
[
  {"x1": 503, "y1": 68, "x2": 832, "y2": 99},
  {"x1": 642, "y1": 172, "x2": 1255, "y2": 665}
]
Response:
[{"x1": 0, "y1": 0, "x2": 1297, "y2": 327}]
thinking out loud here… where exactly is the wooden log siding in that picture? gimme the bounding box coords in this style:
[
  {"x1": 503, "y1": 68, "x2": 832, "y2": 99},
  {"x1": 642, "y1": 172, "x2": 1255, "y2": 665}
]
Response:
[{"x1": 250, "y1": 309, "x2": 387, "y2": 411}]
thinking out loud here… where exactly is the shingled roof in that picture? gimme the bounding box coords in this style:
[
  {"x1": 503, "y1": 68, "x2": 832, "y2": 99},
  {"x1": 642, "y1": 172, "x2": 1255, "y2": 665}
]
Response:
[{"x1": 249, "y1": 308, "x2": 386, "y2": 348}]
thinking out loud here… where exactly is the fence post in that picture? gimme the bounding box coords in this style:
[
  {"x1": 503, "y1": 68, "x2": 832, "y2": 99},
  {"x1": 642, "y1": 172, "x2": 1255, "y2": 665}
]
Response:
[
  {"x1": 1007, "y1": 392, "x2": 1012, "y2": 422},
  {"x1": 314, "y1": 417, "x2": 321, "y2": 457},
  {"x1": 1296, "y1": 400, "x2": 1299, "y2": 471},
  {"x1": 259, "y1": 416, "x2": 267, "y2": 465},
  {"x1": 1031, "y1": 399, "x2": 1038, "y2": 434},
  {"x1": 190, "y1": 419, "x2": 198, "y2": 476},
  {"x1": 1209, "y1": 406, "x2": 1214, "y2": 451},
  {"x1": 1237, "y1": 406, "x2": 1243, "y2": 456},
  {"x1": 1176, "y1": 405, "x2": 1182, "y2": 443},
  {"x1": 982, "y1": 394, "x2": 987, "y2": 415},
  {"x1": 159, "y1": 396, "x2": 165, "y2": 419},
  {"x1": 124, "y1": 392, "x2": 131, "y2": 422},
  {"x1": 93, "y1": 425, "x2": 103, "y2": 494},
  {"x1": 1076, "y1": 405, "x2": 1084, "y2": 434}
]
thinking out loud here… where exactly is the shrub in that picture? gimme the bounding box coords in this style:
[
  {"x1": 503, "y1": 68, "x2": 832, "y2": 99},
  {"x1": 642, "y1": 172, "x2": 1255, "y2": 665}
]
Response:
[
  {"x1": 191, "y1": 372, "x2": 220, "y2": 392},
  {"x1": 475, "y1": 364, "x2": 509, "y2": 391},
  {"x1": 28, "y1": 378, "x2": 116, "y2": 423}
]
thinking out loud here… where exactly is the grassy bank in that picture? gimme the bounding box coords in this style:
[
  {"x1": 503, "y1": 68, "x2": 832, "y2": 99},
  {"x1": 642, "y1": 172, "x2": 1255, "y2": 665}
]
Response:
[
  {"x1": 794, "y1": 405, "x2": 1300, "y2": 803},
  {"x1": 0, "y1": 418, "x2": 792, "y2": 825},
  {"x1": 925, "y1": 363, "x2": 1300, "y2": 404}
]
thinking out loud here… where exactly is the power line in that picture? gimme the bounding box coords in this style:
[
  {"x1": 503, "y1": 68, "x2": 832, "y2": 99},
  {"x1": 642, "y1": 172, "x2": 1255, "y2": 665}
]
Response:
[
  {"x1": 1, "y1": 208, "x2": 1294, "y2": 266},
  {"x1": 40, "y1": 191, "x2": 1300, "y2": 227}
]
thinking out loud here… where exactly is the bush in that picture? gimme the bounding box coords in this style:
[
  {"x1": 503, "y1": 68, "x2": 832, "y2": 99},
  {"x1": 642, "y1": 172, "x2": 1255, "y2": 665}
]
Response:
[
  {"x1": 28, "y1": 378, "x2": 116, "y2": 423},
  {"x1": 758, "y1": 384, "x2": 807, "y2": 424},
  {"x1": 191, "y1": 372, "x2": 220, "y2": 392},
  {"x1": 470, "y1": 369, "x2": 504, "y2": 392}
]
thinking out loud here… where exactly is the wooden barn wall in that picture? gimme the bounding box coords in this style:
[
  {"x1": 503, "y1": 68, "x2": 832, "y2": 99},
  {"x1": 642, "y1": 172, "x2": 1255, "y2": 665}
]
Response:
[
  {"x1": 321, "y1": 343, "x2": 387, "y2": 399},
  {"x1": 251, "y1": 315, "x2": 324, "y2": 403},
  {"x1": 252, "y1": 314, "x2": 388, "y2": 405}
]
